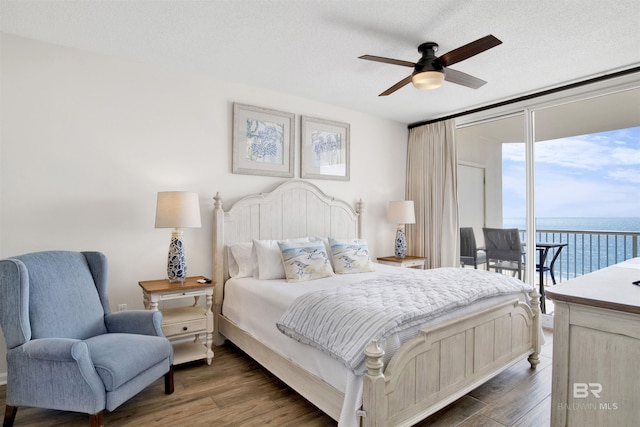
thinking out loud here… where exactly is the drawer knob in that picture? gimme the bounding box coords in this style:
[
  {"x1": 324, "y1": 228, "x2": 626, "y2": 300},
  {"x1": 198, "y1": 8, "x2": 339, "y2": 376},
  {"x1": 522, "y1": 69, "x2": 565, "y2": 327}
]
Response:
[{"x1": 182, "y1": 326, "x2": 188, "y2": 331}]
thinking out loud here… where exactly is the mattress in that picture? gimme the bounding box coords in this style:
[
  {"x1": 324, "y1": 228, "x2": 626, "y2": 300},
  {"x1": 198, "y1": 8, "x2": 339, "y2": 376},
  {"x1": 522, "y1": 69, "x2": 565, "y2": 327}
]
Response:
[{"x1": 221, "y1": 263, "x2": 530, "y2": 426}]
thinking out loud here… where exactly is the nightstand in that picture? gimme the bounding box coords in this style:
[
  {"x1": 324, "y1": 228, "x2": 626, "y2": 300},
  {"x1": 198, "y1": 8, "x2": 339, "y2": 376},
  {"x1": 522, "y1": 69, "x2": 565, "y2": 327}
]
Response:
[
  {"x1": 377, "y1": 255, "x2": 427, "y2": 269},
  {"x1": 138, "y1": 276, "x2": 214, "y2": 365}
]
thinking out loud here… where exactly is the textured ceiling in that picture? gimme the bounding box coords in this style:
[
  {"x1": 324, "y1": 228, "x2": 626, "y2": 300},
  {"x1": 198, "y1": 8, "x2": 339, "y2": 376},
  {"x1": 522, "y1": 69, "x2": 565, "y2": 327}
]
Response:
[{"x1": 2, "y1": 0, "x2": 639, "y2": 124}]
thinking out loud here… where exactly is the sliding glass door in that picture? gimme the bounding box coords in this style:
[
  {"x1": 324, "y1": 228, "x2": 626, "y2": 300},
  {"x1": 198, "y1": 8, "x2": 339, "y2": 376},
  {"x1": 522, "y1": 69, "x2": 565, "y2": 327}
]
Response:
[{"x1": 456, "y1": 85, "x2": 640, "y2": 294}]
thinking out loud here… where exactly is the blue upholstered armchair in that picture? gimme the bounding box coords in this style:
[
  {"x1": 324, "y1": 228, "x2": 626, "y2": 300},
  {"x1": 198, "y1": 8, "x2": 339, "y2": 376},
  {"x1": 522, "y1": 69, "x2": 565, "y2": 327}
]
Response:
[{"x1": 0, "y1": 251, "x2": 174, "y2": 426}]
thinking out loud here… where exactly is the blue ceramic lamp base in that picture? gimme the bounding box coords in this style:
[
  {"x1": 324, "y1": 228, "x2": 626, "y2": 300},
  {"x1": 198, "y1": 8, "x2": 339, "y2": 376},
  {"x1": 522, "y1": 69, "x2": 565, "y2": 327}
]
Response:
[
  {"x1": 167, "y1": 229, "x2": 187, "y2": 283},
  {"x1": 394, "y1": 226, "x2": 407, "y2": 259}
]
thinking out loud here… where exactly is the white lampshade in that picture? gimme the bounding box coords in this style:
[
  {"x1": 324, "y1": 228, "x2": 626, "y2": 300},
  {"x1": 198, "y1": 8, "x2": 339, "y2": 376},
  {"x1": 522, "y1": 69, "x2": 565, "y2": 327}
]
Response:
[
  {"x1": 387, "y1": 201, "x2": 416, "y2": 225},
  {"x1": 155, "y1": 191, "x2": 202, "y2": 229},
  {"x1": 411, "y1": 70, "x2": 445, "y2": 90}
]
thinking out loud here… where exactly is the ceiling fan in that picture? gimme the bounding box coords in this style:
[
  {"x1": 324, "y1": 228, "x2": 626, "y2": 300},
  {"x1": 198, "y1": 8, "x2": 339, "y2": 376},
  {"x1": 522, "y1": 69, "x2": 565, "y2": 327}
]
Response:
[{"x1": 359, "y1": 34, "x2": 502, "y2": 96}]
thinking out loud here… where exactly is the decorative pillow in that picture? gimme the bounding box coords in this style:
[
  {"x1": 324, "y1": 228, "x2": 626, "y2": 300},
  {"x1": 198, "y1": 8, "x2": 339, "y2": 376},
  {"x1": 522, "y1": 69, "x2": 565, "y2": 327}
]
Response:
[
  {"x1": 310, "y1": 236, "x2": 334, "y2": 266},
  {"x1": 253, "y1": 237, "x2": 310, "y2": 280},
  {"x1": 277, "y1": 241, "x2": 334, "y2": 282},
  {"x1": 228, "y1": 242, "x2": 255, "y2": 278},
  {"x1": 328, "y1": 237, "x2": 375, "y2": 274}
]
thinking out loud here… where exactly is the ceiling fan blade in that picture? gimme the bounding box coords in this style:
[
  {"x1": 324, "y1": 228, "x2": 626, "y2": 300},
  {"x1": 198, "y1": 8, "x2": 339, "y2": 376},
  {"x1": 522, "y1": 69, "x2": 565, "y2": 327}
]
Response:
[
  {"x1": 379, "y1": 75, "x2": 413, "y2": 96},
  {"x1": 444, "y1": 68, "x2": 487, "y2": 89},
  {"x1": 437, "y1": 35, "x2": 502, "y2": 67},
  {"x1": 359, "y1": 55, "x2": 415, "y2": 68}
]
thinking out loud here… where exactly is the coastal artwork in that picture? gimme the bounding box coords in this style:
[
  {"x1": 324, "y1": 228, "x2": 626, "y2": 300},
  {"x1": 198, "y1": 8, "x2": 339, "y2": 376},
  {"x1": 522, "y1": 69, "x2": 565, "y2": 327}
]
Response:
[
  {"x1": 311, "y1": 129, "x2": 342, "y2": 170},
  {"x1": 301, "y1": 116, "x2": 350, "y2": 181},
  {"x1": 245, "y1": 119, "x2": 284, "y2": 164},
  {"x1": 232, "y1": 103, "x2": 294, "y2": 177}
]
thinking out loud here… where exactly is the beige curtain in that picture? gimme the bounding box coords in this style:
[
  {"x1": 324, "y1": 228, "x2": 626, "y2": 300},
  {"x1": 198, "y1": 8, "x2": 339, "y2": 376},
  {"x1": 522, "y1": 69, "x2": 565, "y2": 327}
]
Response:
[{"x1": 406, "y1": 119, "x2": 459, "y2": 268}]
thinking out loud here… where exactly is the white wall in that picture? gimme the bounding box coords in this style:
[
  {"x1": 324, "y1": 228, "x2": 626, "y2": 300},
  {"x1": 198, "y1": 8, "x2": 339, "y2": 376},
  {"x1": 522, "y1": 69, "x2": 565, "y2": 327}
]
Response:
[{"x1": 0, "y1": 34, "x2": 408, "y2": 378}]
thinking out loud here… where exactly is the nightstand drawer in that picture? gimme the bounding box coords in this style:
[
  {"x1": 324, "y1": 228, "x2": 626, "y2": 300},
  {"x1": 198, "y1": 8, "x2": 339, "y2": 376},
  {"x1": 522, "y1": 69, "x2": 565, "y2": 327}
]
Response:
[
  {"x1": 161, "y1": 306, "x2": 207, "y2": 337},
  {"x1": 397, "y1": 259, "x2": 424, "y2": 268},
  {"x1": 377, "y1": 256, "x2": 427, "y2": 269},
  {"x1": 162, "y1": 317, "x2": 207, "y2": 336}
]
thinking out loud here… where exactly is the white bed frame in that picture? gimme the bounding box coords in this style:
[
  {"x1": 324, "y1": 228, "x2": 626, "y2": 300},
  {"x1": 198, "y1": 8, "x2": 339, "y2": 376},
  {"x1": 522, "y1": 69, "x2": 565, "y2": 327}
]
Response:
[{"x1": 213, "y1": 180, "x2": 541, "y2": 426}]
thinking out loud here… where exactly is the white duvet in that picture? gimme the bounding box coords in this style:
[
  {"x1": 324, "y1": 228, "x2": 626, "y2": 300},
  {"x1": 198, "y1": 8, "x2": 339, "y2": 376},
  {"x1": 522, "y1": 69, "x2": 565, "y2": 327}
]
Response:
[{"x1": 222, "y1": 264, "x2": 532, "y2": 426}]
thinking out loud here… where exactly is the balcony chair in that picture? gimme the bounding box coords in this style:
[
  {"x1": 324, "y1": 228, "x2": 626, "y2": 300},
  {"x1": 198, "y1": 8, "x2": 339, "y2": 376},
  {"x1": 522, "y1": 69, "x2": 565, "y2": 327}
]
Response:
[
  {"x1": 482, "y1": 227, "x2": 525, "y2": 280},
  {"x1": 0, "y1": 251, "x2": 174, "y2": 427},
  {"x1": 459, "y1": 227, "x2": 487, "y2": 269}
]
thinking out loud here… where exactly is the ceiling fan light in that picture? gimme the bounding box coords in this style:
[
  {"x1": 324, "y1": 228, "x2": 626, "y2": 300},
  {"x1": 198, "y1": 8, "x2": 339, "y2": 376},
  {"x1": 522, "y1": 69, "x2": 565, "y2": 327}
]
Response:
[{"x1": 412, "y1": 70, "x2": 445, "y2": 90}]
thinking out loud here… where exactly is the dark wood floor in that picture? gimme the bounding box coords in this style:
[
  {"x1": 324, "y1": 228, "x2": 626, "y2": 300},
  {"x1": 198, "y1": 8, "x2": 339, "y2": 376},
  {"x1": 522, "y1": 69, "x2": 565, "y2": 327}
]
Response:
[{"x1": 0, "y1": 329, "x2": 553, "y2": 426}]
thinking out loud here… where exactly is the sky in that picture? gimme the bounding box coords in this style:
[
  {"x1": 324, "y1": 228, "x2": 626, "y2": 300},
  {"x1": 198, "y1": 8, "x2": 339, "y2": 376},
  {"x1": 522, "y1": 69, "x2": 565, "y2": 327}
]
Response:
[{"x1": 502, "y1": 126, "x2": 640, "y2": 218}]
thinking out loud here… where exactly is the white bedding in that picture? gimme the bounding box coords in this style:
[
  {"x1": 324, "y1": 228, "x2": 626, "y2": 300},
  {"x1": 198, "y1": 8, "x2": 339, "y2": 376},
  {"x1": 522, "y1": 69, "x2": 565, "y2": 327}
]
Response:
[{"x1": 221, "y1": 263, "x2": 531, "y2": 426}]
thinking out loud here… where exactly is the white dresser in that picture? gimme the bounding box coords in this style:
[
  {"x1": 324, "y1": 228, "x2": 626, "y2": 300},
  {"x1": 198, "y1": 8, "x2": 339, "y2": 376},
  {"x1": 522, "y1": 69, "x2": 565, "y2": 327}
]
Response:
[{"x1": 546, "y1": 258, "x2": 640, "y2": 426}]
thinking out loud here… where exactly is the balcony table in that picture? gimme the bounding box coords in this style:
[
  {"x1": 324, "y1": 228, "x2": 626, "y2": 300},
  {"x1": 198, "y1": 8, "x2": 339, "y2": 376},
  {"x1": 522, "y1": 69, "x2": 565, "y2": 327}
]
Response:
[{"x1": 535, "y1": 242, "x2": 568, "y2": 314}]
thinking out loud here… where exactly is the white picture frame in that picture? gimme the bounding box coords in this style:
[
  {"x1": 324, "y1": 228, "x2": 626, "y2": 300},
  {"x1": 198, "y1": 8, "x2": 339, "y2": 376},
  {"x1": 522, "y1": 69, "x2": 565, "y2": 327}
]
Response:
[
  {"x1": 232, "y1": 103, "x2": 295, "y2": 177},
  {"x1": 300, "y1": 116, "x2": 350, "y2": 181}
]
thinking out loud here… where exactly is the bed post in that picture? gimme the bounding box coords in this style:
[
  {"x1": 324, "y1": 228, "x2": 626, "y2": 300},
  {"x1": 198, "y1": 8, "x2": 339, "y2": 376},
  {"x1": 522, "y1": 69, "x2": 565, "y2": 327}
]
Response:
[
  {"x1": 362, "y1": 340, "x2": 386, "y2": 427},
  {"x1": 212, "y1": 192, "x2": 225, "y2": 345},
  {"x1": 528, "y1": 286, "x2": 541, "y2": 368}
]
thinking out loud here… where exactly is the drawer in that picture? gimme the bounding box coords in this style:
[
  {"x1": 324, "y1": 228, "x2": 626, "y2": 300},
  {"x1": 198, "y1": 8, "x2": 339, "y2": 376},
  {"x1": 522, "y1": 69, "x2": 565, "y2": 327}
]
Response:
[
  {"x1": 162, "y1": 317, "x2": 207, "y2": 336},
  {"x1": 402, "y1": 260, "x2": 424, "y2": 267}
]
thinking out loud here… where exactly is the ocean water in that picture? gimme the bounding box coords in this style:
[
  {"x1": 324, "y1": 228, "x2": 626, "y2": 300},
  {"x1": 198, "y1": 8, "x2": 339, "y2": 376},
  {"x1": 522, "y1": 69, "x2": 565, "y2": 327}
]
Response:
[
  {"x1": 503, "y1": 217, "x2": 640, "y2": 232},
  {"x1": 502, "y1": 217, "x2": 640, "y2": 279}
]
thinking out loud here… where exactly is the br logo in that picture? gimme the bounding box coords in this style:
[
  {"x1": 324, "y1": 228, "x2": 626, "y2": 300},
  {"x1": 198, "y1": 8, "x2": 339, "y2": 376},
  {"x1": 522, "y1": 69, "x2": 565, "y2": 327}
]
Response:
[{"x1": 573, "y1": 383, "x2": 602, "y2": 398}]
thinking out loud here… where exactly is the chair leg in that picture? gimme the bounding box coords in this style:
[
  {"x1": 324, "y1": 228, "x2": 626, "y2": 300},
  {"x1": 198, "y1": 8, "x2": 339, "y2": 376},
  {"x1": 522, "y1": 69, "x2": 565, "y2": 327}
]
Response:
[
  {"x1": 89, "y1": 411, "x2": 103, "y2": 427},
  {"x1": 165, "y1": 365, "x2": 175, "y2": 394},
  {"x1": 4, "y1": 405, "x2": 17, "y2": 427}
]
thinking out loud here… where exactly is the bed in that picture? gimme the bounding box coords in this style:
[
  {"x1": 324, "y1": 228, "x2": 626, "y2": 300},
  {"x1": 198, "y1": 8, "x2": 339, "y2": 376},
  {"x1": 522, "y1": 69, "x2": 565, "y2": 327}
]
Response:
[{"x1": 212, "y1": 180, "x2": 541, "y2": 427}]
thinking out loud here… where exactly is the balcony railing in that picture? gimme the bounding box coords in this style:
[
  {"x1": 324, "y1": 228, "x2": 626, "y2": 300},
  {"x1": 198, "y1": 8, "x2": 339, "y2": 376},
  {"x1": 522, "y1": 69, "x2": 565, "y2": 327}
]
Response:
[{"x1": 519, "y1": 229, "x2": 640, "y2": 283}]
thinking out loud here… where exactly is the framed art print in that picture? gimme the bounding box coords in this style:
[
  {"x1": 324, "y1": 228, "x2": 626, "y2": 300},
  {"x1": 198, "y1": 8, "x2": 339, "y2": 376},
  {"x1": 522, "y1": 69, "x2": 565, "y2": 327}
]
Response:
[
  {"x1": 300, "y1": 116, "x2": 350, "y2": 181},
  {"x1": 232, "y1": 103, "x2": 295, "y2": 177}
]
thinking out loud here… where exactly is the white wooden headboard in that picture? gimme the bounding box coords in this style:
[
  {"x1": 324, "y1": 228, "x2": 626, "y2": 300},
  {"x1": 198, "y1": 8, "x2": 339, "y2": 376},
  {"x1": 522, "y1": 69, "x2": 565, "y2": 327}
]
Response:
[{"x1": 212, "y1": 180, "x2": 364, "y2": 307}]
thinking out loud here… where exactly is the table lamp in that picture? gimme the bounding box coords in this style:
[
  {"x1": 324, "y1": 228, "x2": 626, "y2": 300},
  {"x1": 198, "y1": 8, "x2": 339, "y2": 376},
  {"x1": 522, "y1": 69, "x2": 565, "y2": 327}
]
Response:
[
  {"x1": 387, "y1": 200, "x2": 416, "y2": 259},
  {"x1": 155, "y1": 191, "x2": 202, "y2": 282}
]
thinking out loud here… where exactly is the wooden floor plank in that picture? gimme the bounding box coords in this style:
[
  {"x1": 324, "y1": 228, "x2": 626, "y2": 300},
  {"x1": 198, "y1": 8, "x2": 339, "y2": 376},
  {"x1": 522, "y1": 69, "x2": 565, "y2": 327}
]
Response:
[
  {"x1": 413, "y1": 395, "x2": 488, "y2": 426},
  {"x1": 456, "y1": 413, "x2": 506, "y2": 427},
  {"x1": 512, "y1": 396, "x2": 552, "y2": 427},
  {"x1": 477, "y1": 364, "x2": 553, "y2": 425},
  {"x1": 0, "y1": 331, "x2": 554, "y2": 426}
]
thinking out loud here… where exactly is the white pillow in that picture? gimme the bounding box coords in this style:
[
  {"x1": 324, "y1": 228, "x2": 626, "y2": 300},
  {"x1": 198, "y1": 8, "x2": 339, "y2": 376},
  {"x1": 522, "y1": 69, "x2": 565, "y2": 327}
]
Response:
[
  {"x1": 278, "y1": 241, "x2": 334, "y2": 282},
  {"x1": 228, "y1": 242, "x2": 255, "y2": 278},
  {"x1": 227, "y1": 246, "x2": 239, "y2": 277},
  {"x1": 328, "y1": 237, "x2": 375, "y2": 274},
  {"x1": 253, "y1": 237, "x2": 310, "y2": 280}
]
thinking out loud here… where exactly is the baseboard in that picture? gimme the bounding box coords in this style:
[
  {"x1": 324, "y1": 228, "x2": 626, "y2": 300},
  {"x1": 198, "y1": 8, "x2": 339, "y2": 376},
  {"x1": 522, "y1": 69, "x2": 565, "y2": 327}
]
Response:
[
  {"x1": 541, "y1": 313, "x2": 554, "y2": 329},
  {"x1": 0, "y1": 372, "x2": 6, "y2": 386}
]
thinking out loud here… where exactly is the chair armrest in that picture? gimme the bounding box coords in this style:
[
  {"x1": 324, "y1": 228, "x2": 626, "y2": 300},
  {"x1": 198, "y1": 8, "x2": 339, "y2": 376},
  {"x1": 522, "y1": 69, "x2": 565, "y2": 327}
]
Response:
[
  {"x1": 23, "y1": 337, "x2": 83, "y2": 362},
  {"x1": 105, "y1": 310, "x2": 164, "y2": 336},
  {"x1": 12, "y1": 338, "x2": 106, "y2": 413}
]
